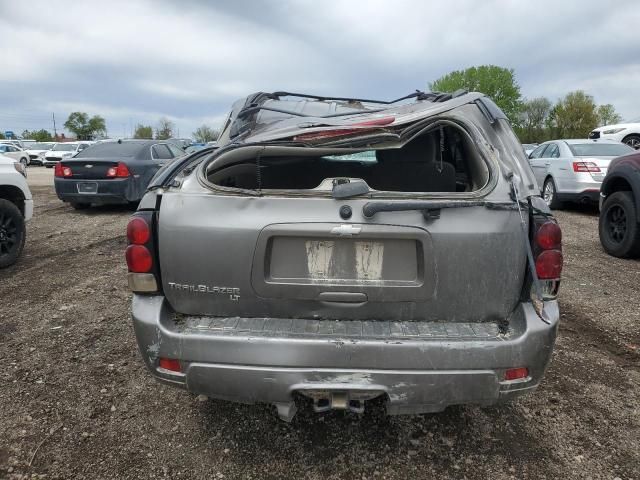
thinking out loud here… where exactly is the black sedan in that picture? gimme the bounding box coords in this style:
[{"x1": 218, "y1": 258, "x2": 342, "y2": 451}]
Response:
[{"x1": 54, "y1": 140, "x2": 185, "y2": 209}]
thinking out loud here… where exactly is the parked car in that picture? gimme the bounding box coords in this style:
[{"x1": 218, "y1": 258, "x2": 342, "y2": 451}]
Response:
[
  {"x1": 54, "y1": 139, "x2": 185, "y2": 209},
  {"x1": 598, "y1": 150, "x2": 640, "y2": 257},
  {"x1": 527, "y1": 139, "x2": 634, "y2": 209},
  {"x1": 0, "y1": 143, "x2": 30, "y2": 167},
  {"x1": 42, "y1": 142, "x2": 94, "y2": 167},
  {"x1": 589, "y1": 121, "x2": 640, "y2": 149},
  {"x1": 24, "y1": 142, "x2": 55, "y2": 166},
  {"x1": 129, "y1": 90, "x2": 563, "y2": 422},
  {"x1": 0, "y1": 154, "x2": 32, "y2": 267}
]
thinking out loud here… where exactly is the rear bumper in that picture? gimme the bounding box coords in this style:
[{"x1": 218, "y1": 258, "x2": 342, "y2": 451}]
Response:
[
  {"x1": 131, "y1": 296, "x2": 560, "y2": 420},
  {"x1": 557, "y1": 189, "x2": 600, "y2": 204},
  {"x1": 54, "y1": 177, "x2": 134, "y2": 204}
]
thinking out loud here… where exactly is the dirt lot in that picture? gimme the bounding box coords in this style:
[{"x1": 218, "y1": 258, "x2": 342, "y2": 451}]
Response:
[{"x1": 1, "y1": 167, "x2": 638, "y2": 479}]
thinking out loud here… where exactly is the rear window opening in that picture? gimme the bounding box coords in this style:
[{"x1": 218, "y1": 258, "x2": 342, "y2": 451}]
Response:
[{"x1": 206, "y1": 124, "x2": 490, "y2": 194}]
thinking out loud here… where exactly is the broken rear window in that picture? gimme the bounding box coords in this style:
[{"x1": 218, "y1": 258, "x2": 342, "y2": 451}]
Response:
[{"x1": 206, "y1": 124, "x2": 490, "y2": 194}]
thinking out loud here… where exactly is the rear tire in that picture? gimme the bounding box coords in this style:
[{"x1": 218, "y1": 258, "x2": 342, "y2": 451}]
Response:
[
  {"x1": 599, "y1": 191, "x2": 640, "y2": 258},
  {"x1": 0, "y1": 199, "x2": 26, "y2": 268},
  {"x1": 622, "y1": 134, "x2": 640, "y2": 150},
  {"x1": 71, "y1": 202, "x2": 91, "y2": 210},
  {"x1": 543, "y1": 177, "x2": 563, "y2": 209},
  {"x1": 21, "y1": 157, "x2": 28, "y2": 167}
]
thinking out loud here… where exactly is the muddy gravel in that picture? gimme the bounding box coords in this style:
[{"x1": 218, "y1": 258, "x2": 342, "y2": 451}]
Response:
[{"x1": 0, "y1": 168, "x2": 638, "y2": 479}]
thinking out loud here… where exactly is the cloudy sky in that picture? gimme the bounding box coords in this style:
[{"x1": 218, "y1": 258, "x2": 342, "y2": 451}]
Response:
[{"x1": 1, "y1": 0, "x2": 639, "y2": 138}]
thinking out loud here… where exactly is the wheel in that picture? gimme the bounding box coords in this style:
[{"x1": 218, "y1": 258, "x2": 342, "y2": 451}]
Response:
[
  {"x1": 71, "y1": 202, "x2": 91, "y2": 210},
  {"x1": 0, "y1": 199, "x2": 26, "y2": 268},
  {"x1": 599, "y1": 191, "x2": 640, "y2": 258},
  {"x1": 21, "y1": 157, "x2": 29, "y2": 167},
  {"x1": 543, "y1": 177, "x2": 563, "y2": 209},
  {"x1": 622, "y1": 134, "x2": 640, "y2": 150}
]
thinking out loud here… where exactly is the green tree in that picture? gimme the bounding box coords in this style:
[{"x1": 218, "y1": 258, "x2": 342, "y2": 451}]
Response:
[
  {"x1": 430, "y1": 65, "x2": 523, "y2": 122},
  {"x1": 0, "y1": 133, "x2": 4, "y2": 140},
  {"x1": 64, "y1": 112, "x2": 106, "y2": 140},
  {"x1": 26, "y1": 129, "x2": 53, "y2": 142},
  {"x1": 516, "y1": 97, "x2": 552, "y2": 143},
  {"x1": 192, "y1": 125, "x2": 219, "y2": 143},
  {"x1": 133, "y1": 124, "x2": 153, "y2": 139},
  {"x1": 155, "y1": 117, "x2": 174, "y2": 140},
  {"x1": 549, "y1": 91, "x2": 598, "y2": 138},
  {"x1": 596, "y1": 104, "x2": 622, "y2": 127}
]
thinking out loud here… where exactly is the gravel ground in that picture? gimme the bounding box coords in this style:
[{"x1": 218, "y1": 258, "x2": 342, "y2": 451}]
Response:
[{"x1": 0, "y1": 168, "x2": 638, "y2": 479}]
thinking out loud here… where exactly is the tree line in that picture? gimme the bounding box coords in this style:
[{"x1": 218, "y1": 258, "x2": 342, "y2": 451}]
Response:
[
  {"x1": 14, "y1": 113, "x2": 219, "y2": 144},
  {"x1": 430, "y1": 65, "x2": 625, "y2": 143}
]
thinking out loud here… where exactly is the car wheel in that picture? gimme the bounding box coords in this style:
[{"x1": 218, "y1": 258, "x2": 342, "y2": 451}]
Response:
[
  {"x1": 71, "y1": 202, "x2": 91, "y2": 210},
  {"x1": 622, "y1": 134, "x2": 640, "y2": 150},
  {"x1": 21, "y1": 157, "x2": 29, "y2": 167},
  {"x1": 543, "y1": 177, "x2": 563, "y2": 209},
  {"x1": 599, "y1": 191, "x2": 640, "y2": 258},
  {"x1": 0, "y1": 199, "x2": 26, "y2": 268}
]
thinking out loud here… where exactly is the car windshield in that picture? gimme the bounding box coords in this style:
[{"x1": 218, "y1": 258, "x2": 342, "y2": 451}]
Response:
[
  {"x1": 28, "y1": 142, "x2": 54, "y2": 150},
  {"x1": 52, "y1": 143, "x2": 77, "y2": 152},
  {"x1": 569, "y1": 143, "x2": 634, "y2": 157},
  {"x1": 75, "y1": 142, "x2": 144, "y2": 158}
]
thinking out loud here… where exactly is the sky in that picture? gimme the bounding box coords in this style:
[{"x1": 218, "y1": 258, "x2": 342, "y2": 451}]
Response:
[{"x1": 1, "y1": 0, "x2": 639, "y2": 138}]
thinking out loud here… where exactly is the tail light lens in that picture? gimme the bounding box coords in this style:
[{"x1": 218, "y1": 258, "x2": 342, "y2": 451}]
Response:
[
  {"x1": 126, "y1": 213, "x2": 159, "y2": 292},
  {"x1": 530, "y1": 219, "x2": 563, "y2": 299},
  {"x1": 127, "y1": 217, "x2": 150, "y2": 245},
  {"x1": 572, "y1": 161, "x2": 600, "y2": 173},
  {"x1": 125, "y1": 245, "x2": 153, "y2": 273},
  {"x1": 54, "y1": 163, "x2": 73, "y2": 177},
  {"x1": 535, "y1": 250, "x2": 563, "y2": 279},
  {"x1": 504, "y1": 367, "x2": 529, "y2": 381},
  {"x1": 107, "y1": 162, "x2": 130, "y2": 178},
  {"x1": 158, "y1": 357, "x2": 182, "y2": 373},
  {"x1": 535, "y1": 221, "x2": 562, "y2": 250}
]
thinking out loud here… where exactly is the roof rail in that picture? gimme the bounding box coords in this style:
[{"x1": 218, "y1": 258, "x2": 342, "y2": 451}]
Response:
[{"x1": 270, "y1": 90, "x2": 437, "y2": 105}]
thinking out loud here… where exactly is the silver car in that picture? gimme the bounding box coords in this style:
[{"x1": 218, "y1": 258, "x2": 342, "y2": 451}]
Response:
[
  {"x1": 528, "y1": 139, "x2": 634, "y2": 208},
  {"x1": 129, "y1": 90, "x2": 563, "y2": 421}
]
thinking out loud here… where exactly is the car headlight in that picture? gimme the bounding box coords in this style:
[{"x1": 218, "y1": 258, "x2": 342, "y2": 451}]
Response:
[
  {"x1": 13, "y1": 161, "x2": 27, "y2": 178},
  {"x1": 603, "y1": 128, "x2": 626, "y2": 134}
]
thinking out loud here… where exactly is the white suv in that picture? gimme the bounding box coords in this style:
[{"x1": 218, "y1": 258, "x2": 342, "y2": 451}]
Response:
[{"x1": 0, "y1": 154, "x2": 32, "y2": 267}]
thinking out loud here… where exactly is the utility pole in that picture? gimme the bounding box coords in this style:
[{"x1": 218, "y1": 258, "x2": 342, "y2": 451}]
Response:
[{"x1": 52, "y1": 113, "x2": 57, "y2": 138}]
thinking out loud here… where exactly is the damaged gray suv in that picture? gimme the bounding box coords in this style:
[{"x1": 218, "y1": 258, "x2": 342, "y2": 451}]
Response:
[{"x1": 128, "y1": 90, "x2": 563, "y2": 421}]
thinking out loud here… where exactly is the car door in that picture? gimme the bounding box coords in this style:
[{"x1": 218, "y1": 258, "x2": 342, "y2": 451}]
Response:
[
  {"x1": 540, "y1": 143, "x2": 561, "y2": 187},
  {"x1": 528, "y1": 144, "x2": 549, "y2": 188}
]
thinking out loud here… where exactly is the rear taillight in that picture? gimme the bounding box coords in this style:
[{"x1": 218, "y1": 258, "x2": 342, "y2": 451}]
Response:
[
  {"x1": 531, "y1": 219, "x2": 563, "y2": 299},
  {"x1": 572, "y1": 161, "x2": 600, "y2": 173},
  {"x1": 107, "y1": 162, "x2": 130, "y2": 178},
  {"x1": 126, "y1": 214, "x2": 159, "y2": 292},
  {"x1": 127, "y1": 217, "x2": 150, "y2": 245},
  {"x1": 293, "y1": 116, "x2": 395, "y2": 142},
  {"x1": 535, "y1": 250, "x2": 563, "y2": 280},
  {"x1": 54, "y1": 163, "x2": 73, "y2": 177},
  {"x1": 125, "y1": 245, "x2": 153, "y2": 272}
]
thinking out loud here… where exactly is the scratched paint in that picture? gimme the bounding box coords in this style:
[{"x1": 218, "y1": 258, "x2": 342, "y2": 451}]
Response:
[
  {"x1": 305, "y1": 240, "x2": 335, "y2": 279},
  {"x1": 354, "y1": 241, "x2": 384, "y2": 280}
]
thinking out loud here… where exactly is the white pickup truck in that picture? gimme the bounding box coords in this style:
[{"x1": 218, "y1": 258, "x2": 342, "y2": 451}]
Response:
[{"x1": 0, "y1": 154, "x2": 32, "y2": 268}]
